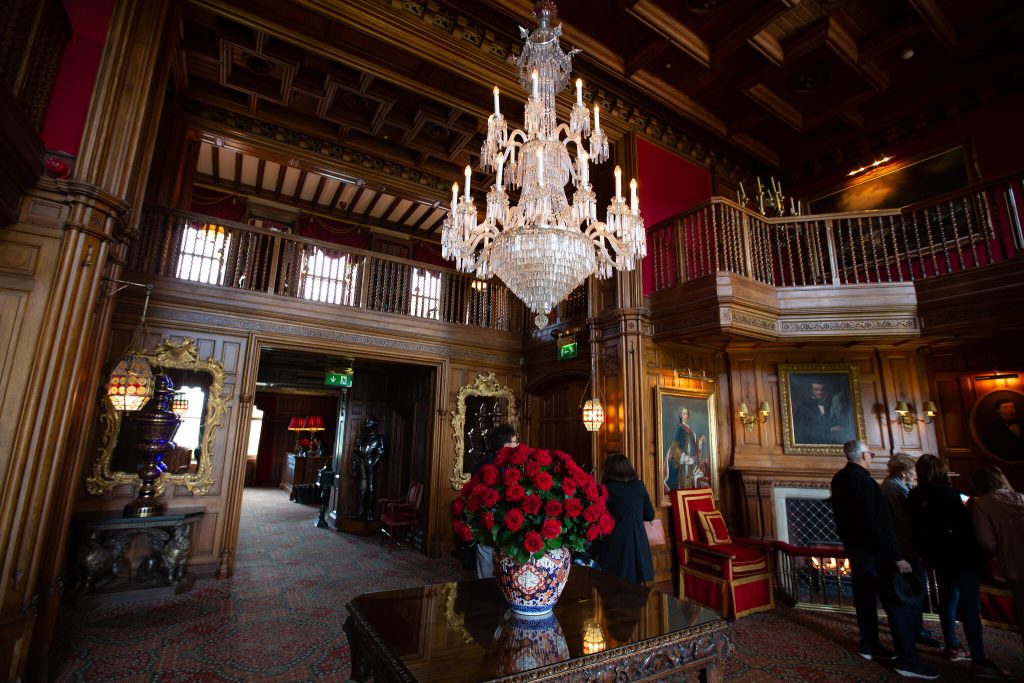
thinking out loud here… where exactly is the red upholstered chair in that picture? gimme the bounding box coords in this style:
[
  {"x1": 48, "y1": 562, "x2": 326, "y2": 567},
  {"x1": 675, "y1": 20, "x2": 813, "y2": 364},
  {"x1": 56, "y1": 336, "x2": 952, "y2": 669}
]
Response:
[
  {"x1": 669, "y1": 488, "x2": 774, "y2": 619},
  {"x1": 378, "y1": 482, "x2": 424, "y2": 552}
]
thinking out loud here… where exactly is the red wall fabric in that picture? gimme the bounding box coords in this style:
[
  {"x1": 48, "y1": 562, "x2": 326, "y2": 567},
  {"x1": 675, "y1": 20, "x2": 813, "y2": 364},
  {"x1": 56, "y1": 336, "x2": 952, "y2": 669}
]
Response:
[
  {"x1": 189, "y1": 186, "x2": 245, "y2": 222},
  {"x1": 40, "y1": 0, "x2": 115, "y2": 155},
  {"x1": 637, "y1": 137, "x2": 712, "y2": 295}
]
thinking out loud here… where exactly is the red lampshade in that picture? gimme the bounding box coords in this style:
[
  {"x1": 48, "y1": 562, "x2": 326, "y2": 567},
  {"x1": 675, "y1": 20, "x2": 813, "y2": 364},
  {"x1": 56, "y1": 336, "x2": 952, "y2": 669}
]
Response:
[
  {"x1": 305, "y1": 415, "x2": 325, "y2": 431},
  {"x1": 287, "y1": 416, "x2": 306, "y2": 431}
]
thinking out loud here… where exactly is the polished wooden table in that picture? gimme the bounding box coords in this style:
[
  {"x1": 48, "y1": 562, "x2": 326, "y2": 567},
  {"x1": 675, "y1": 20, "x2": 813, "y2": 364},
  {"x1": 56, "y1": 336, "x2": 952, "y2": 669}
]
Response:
[{"x1": 344, "y1": 567, "x2": 730, "y2": 682}]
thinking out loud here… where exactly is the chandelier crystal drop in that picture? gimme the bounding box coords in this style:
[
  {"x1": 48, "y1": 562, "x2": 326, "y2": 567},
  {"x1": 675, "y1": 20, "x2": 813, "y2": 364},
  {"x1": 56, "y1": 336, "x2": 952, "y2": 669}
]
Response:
[{"x1": 441, "y1": 0, "x2": 645, "y2": 329}]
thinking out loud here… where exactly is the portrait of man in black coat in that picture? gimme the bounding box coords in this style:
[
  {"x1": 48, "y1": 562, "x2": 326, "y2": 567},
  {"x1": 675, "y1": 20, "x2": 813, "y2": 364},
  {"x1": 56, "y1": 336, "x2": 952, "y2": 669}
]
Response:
[
  {"x1": 791, "y1": 376, "x2": 854, "y2": 445},
  {"x1": 977, "y1": 394, "x2": 1024, "y2": 462}
]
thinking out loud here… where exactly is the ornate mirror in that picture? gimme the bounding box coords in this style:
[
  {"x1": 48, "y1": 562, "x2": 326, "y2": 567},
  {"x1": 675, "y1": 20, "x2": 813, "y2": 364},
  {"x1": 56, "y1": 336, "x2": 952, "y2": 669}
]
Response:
[
  {"x1": 450, "y1": 373, "x2": 519, "y2": 489},
  {"x1": 86, "y1": 338, "x2": 226, "y2": 496}
]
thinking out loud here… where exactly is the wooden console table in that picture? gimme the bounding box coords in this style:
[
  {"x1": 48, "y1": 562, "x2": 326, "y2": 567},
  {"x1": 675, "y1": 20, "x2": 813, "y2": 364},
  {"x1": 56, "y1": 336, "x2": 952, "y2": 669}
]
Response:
[
  {"x1": 344, "y1": 566, "x2": 730, "y2": 682},
  {"x1": 70, "y1": 507, "x2": 204, "y2": 605}
]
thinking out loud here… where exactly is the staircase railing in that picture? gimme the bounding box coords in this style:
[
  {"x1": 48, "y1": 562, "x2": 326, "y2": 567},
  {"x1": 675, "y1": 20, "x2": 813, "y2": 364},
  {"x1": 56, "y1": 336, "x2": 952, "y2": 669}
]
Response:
[
  {"x1": 129, "y1": 206, "x2": 537, "y2": 333},
  {"x1": 649, "y1": 173, "x2": 1024, "y2": 293}
]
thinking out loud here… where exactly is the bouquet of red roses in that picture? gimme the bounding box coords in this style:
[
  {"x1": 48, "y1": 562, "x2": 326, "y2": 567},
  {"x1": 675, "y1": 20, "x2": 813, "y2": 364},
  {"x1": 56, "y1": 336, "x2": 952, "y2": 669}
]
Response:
[{"x1": 451, "y1": 444, "x2": 614, "y2": 564}]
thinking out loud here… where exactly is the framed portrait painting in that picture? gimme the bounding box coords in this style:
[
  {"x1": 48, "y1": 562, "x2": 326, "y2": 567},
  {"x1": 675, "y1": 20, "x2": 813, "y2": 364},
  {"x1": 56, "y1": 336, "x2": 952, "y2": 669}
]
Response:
[
  {"x1": 657, "y1": 387, "x2": 718, "y2": 505},
  {"x1": 969, "y1": 389, "x2": 1024, "y2": 463},
  {"x1": 779, "y1": 363, "x2": 866, "y2": 455}
]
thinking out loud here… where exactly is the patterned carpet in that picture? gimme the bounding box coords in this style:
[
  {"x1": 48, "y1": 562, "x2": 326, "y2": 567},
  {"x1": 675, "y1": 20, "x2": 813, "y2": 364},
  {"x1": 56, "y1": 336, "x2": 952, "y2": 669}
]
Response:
[{"x1": 51, "y1": 488, "x2": 1023, "y2": 682}]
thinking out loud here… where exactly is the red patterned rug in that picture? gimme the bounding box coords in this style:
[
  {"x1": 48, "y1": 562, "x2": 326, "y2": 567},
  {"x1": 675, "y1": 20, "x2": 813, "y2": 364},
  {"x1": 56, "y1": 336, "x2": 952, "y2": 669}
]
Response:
[{"x1": 51, "y1": 488, "x2": 1023, "y2": 682}]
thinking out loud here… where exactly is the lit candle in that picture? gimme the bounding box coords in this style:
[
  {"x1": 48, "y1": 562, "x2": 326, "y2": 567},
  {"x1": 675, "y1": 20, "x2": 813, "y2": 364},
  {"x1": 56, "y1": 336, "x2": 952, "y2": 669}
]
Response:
[
  {"x1": 451, "y1": 182, "x2": 458, "y2": 208},
  {"x1": 594, "y1": 104, "x2": 600, "y2": 130},
  {"x1": 614, "y1": 166, "x2": 621, "y2": 198},
  {"x1": 496, "y1": 154, "x2": 504, "y2": 188},
  {"x1": 493, "y1": 86, "x2": 500, "y2": 116},
  {"x1": 532, "y1": 70, "x2": 539, "y2": 99},
  {"x1": 536, "y1": 149, "x2": 544, "y2": 187},
  {"x1": 630, "y1": 178, "x2": 638, "y2": 214},
  {"x1": 576, "y1": 78, "x2": 583, "y2": 107},
  {"x1": 790, "y1": 197, "x2": 796, "y2": 215},
  {"x1": 464, "y1": 165, "x2": 471, "y2": 200}
]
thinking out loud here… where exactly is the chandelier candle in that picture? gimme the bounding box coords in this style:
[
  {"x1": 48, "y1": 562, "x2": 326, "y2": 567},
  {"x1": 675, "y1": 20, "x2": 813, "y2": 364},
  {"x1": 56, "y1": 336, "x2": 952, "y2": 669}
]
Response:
[{"x1": 441, "y1": 0, "x2": 646, "y2": 329}]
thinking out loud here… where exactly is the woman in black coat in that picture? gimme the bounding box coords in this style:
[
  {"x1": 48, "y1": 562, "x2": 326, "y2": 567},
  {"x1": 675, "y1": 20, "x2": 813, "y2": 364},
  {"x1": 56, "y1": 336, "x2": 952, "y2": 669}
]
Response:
[{"x1": 592, "y1": 454, "x2": 655, "y2": 584}]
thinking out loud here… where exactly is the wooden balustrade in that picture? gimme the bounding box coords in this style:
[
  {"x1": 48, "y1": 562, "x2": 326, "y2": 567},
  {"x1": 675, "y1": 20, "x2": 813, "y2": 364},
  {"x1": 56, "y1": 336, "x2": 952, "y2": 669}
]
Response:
[
  {"x1": 130, "y1": 207, "x2": 542, "y2": 333},
  {"x1": 650, "y1": 174, "x2": 1024, "y2": 293}
]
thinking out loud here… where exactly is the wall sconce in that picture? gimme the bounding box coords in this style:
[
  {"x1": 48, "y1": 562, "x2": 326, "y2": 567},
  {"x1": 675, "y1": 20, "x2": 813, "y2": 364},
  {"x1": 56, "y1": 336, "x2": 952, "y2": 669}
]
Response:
[
  {"x1": 738, "y1": 401, "x2": 770, "y2": 431},
  {"x1": 894, "y1": 401, "x2": 938, "y2": 432}
]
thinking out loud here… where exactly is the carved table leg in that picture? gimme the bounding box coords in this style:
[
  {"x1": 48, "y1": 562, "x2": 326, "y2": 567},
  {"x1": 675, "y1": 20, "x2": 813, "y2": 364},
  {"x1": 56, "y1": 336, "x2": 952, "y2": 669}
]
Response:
[{"x1": 343, "y1": 615, "x2": 371, "y2": 682}]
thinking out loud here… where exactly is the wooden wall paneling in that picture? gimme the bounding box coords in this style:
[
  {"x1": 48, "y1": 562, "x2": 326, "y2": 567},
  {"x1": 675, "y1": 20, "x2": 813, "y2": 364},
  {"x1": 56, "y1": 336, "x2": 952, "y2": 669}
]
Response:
[{"x1": 877, "y1": 348, "x2": 938, "y2": 454}]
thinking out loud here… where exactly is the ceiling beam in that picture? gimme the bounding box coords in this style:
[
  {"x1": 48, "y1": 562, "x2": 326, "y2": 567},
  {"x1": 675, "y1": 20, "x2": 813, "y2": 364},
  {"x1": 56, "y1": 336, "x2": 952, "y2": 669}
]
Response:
[
  {"x1": 626, "y1": 0, "x2": 710, "y2": 68},
  {"x1": 907, "y1": 0, "x2": 958, "y2": 53}
]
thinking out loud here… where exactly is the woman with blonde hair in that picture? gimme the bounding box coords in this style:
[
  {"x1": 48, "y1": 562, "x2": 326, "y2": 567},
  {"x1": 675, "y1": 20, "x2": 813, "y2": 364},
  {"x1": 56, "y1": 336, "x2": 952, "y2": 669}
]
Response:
[
  {"x1": 882, "y1": 453, "x2": 940, "y2": 648},
  {"x1": 971, "y1": 465, "x2": 1024, "y2": 649}
]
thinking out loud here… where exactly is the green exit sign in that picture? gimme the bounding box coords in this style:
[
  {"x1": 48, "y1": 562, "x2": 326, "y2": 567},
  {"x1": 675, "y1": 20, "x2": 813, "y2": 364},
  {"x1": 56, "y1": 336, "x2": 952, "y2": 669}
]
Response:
[
  {"x1": 558, "y1": 341, "x2": 578, "y2": 361},
  {"x1": 325, "y1": 370, "x2": 353, "y2": 387}
]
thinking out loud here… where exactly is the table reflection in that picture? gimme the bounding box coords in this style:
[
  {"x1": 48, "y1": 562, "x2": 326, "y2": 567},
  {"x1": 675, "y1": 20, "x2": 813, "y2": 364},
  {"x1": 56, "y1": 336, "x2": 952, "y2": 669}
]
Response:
[{"x1": 349, "y1": 566, "x2": 718, "y2": 682}]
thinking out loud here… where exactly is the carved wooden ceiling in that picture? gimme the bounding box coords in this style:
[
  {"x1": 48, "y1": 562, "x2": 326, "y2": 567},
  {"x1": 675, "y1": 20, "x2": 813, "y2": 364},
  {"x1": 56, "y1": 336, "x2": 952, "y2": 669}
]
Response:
[{"x1": 171, "y1": 0, "x2": 1023, "y2": 236}]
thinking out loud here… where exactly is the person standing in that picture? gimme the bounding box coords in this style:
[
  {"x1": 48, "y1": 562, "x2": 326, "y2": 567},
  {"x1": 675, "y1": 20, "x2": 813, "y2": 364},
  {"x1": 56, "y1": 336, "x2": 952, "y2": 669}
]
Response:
[
  {"x1": 593, "y1": 454, "x2": 654, "y2": 584},
  {"x1": 472, "y1": 424, "x2": 517, "y2": 579},
  {"x1": 909, "y1": 454, "x2": 1010, "y2": 679},
  {"x1": 830, "y1": 440, "x2": 936, "y2": 679},
  {"x1": 971, "y1": 466, "x2": 1024, "y2": 650},
  {"x1": 881, "y1": 453, "x2": 941, "y2": 649}
]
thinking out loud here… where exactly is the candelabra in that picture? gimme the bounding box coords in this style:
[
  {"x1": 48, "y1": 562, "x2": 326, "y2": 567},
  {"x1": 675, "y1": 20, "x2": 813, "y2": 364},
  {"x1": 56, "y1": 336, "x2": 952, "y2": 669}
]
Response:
[
  {"x1": 441, "y1": 1, "x2": 646, "y2": 329},
  {"x1": 738, "y1": 176, "x2": 800, "y2": 217}
]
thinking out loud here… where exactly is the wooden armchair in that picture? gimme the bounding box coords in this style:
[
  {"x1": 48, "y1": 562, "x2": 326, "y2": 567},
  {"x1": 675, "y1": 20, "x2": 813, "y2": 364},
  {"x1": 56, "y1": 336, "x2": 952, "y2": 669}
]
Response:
[
  {"x1": 669, "y1": 488, "x2": 774, "y2": 619},
  {"x1": 378, "y1": 482, "x2": 424, "y2": 552}
]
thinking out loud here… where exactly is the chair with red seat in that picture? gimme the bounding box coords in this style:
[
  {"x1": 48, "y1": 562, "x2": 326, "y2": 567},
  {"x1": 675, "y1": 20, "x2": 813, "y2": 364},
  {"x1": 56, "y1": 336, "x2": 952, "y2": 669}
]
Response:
[
  {"x1": 378, "y1": 482, "x2": 424, "y2": 552},
  {"x1": 669, "y1": 487, "x2": 774, "y2": 619}
]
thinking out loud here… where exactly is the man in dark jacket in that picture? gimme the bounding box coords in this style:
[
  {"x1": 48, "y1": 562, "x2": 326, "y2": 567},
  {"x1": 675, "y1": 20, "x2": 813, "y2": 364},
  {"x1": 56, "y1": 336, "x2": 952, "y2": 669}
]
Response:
[{"x1": 830, "y1": 440, "x2": 937, "y2": 680}]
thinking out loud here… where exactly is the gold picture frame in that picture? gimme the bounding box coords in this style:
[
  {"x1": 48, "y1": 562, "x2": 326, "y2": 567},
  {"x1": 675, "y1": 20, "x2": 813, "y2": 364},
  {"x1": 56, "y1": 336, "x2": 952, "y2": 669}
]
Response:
[
  {"x1": 656, "y1": 386, "x2": 718, "y2": 506},
  {"x1": 450, "y1": 373, "x2": 519, "y2": 490},
  {"x1": 86, "y1": 338, "x2": 226, "y2": 496},
  {"x1": 778, "y1": 363, "x2": 866, "y2": 455}
]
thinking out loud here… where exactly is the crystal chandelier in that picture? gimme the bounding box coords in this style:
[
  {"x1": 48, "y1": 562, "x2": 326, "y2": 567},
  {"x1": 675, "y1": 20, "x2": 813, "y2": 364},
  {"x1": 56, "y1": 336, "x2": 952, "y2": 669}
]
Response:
[{"x1": 441, "y1": 1, "x2": 645, "y2": 329}]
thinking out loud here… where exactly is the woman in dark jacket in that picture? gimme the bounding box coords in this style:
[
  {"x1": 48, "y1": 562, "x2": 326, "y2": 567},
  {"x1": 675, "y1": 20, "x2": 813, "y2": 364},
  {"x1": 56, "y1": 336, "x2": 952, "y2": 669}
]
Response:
[
  {"x1": 592, "y1": 454, "x2": 655, "y2": 584},
  {"x1": 908, "y1": 454, "x2": 1010, "y2": 679}
]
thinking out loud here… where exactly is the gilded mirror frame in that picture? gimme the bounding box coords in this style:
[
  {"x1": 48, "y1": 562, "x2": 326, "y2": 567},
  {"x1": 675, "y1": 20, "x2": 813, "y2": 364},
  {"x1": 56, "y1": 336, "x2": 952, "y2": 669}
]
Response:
[
  {"x1": 86, "y1": 338, "x2": 226, "y2": 496},
  {"x1": 450, "y1": 373, "x2": 519, "y2": 490}
]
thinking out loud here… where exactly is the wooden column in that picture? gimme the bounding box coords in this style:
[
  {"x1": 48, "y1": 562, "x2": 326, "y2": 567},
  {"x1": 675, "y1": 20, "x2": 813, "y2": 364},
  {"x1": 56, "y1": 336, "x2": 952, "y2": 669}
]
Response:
[{"x1": 0, "y1": 1, "x2": 183, "y2": 678}]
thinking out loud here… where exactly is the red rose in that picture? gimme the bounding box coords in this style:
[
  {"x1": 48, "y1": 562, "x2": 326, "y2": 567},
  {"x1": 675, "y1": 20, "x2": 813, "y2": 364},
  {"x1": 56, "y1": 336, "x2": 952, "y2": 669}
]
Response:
[
  {"x1": 509, "y1": 447, "x2": 528, "y2": 465},
  {"x1": 535, "y1": 449, "x2": 552, "y2": 466},
  {"x1": 599, "y1": 483, "x2": 609, "y2": 500},
  {"x1": 545, "y1": 500, "x2": 563, "y2": 517},
  {"x1": 524, "y1": 531, "x2": 544, "y2": 553},
  {"x1": 503, "y1": 467, "x2": 522, "y2": 486},
  {"x1": 467, "y1": 495, "x2": 483, "y2": 513},
  {"x1": 599, "y1": 512, "x2": 615, "y2": 535},
  {"x1": 561, "y1": 478, "x2": 577, "y2": 497},
  {"x1": 504, "y1": 507, "x2": 524, "y2": 532},
  {"x1": 495, "y1": 448, "x2": 510, "y2": 466},
  {"x1": 563, "y1": 497, "x2": 583, "y2": 518},
  {"x1": 541, "y1": 518, "x2": 562, "y2": 539},
  {"x1": 482, "y1": 487, "x2": 501, "y2": 508},
  {"x1": 524, "y1": 461, "x2": 541, "y2": 478},
  {"x1": 571, "y1": 467, "x2": 590, "y2": 485},
  {"x1": 534, "y1": 471, "x2": 553, "y2": 491},
  {"x1": 583, "y1": 480, "x2": 599, "y2": 501},
  {"x1": 505, "y1": 484, "x2": 525, "y2": 502},
  {"x1": 451, "y1": 498, "x2": 465, "y2": 517},
  {"x1": 460, "y1": 478, "x2": 475, "y2": 498},
  {"x1": 554, "y1": 449, "x2": 572, "y2": 463},
  {"x1": 480, "y1": 464, "x2": 499, "y2": 486},
  {"x1": 586, "y1": 525, "x2": 601, "y2": 542},
  {"x1": 522, "y1": 494, "x2": 542, "y2": 515},
  {"x1": 453, "y1": 520, "x2": 472, "y2": 542},
  {"x1": 583, "y1": 505, "x2": 602, "y2": 523},
  {"x1": 481, "y1": 511, "x2": 495, "y2": 530}
]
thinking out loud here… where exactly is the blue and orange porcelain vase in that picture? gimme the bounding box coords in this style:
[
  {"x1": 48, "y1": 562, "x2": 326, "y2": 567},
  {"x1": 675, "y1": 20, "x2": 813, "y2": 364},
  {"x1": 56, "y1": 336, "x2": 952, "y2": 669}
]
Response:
[
  {"x1": 494, "y1": 610, "x2": 570, "y2": 675},
  {"x1": 494, "y1": 547, "x2": 571, "y2": 615}
]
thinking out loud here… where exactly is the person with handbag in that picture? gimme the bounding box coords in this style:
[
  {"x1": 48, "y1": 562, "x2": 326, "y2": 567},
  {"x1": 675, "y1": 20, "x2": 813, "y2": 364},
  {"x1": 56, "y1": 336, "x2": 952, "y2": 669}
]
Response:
[{"x1": 592, "y1": 454, "x2": 655, "y2": 584}]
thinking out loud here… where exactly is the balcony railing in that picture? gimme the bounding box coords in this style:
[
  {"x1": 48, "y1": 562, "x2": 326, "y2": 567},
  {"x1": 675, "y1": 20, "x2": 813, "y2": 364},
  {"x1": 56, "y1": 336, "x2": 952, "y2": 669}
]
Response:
[
  {"x1": 649, "y1": 174, "x2": 1024, "y2": 292},
  {"x1": 129, "y1": 207, "x2": 541, "y2": 333}
]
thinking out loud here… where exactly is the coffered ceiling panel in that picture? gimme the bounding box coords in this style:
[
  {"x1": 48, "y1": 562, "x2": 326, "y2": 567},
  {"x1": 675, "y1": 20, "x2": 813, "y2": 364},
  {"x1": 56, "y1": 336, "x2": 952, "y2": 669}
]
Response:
[{"x1": 172, "y1": 0, "x2": 1022, "y2": 237}]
